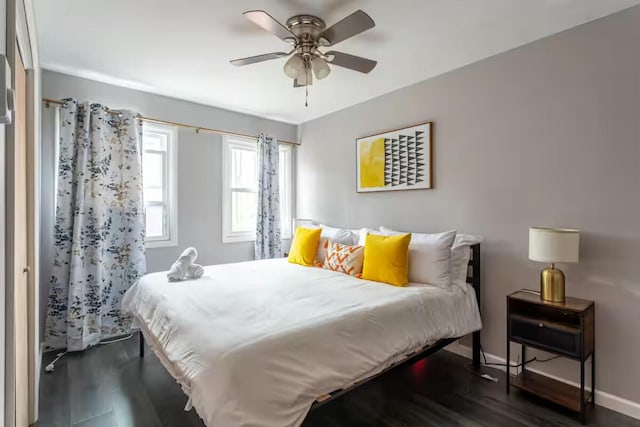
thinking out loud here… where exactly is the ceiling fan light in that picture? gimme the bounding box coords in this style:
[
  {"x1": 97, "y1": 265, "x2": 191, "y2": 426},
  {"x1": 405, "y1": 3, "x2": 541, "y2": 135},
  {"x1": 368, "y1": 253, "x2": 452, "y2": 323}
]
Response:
[
  {"x1": 283, "y1": 54, "x2": 303, "y2": 79},
  {"x1": 311, "y1": 56, "x2": 331, "y2": 80},
  {"x1": 296, "y1": 63, "x2": 313, "y2": 86}
]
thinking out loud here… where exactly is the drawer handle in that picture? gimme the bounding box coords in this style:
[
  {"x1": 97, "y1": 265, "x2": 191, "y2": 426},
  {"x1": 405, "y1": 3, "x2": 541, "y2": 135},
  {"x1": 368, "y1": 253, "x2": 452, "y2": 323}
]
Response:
[{"x1": 538, "y1": 322, "x2": 544, "y2": 328}]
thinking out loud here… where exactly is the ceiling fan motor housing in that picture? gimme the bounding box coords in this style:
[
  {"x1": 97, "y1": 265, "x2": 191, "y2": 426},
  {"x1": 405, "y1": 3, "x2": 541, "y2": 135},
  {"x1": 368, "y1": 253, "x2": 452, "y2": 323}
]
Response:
[{"x1": 286, "y1": 15, "x2": 327, "y2": 42}]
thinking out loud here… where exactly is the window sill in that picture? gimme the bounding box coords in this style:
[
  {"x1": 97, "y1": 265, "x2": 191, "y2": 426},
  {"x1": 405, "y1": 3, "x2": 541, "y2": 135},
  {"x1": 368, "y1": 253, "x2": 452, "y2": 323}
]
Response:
[
  {"x1": 222, "y1": 235, "x2": 254, "y2": 244},
  {"x1": 222, "y1": 235, "x2": 292, "y2": 244},
  {"x1": 145, "y1": 238, "x2": 178, "y2": 249}
]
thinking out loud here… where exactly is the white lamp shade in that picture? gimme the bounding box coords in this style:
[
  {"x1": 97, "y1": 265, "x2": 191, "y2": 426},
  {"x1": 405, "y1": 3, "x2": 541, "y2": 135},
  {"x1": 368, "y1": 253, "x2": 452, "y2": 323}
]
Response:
[
  {"x1": 529, "y1": 227, "x2": 580, "y2": 263},
  {"x1": 311, "y1": 56, "x2": 331, "y2": 80},
  {"x1": 283, "y1": 55, "x2": 303, "y2": 79}
]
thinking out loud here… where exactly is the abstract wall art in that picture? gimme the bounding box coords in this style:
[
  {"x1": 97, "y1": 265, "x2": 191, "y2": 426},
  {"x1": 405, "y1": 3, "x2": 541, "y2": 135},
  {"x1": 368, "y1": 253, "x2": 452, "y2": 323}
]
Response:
[{"x1": 356, "y1": 122, "x2": 432, "y2": 192}]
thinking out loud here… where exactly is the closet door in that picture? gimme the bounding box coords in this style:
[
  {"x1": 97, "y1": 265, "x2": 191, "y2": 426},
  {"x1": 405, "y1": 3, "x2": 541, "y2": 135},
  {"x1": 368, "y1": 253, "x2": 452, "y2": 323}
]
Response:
[{"x1": 13, "y1": 40, "x2": 29, "y2": 427}]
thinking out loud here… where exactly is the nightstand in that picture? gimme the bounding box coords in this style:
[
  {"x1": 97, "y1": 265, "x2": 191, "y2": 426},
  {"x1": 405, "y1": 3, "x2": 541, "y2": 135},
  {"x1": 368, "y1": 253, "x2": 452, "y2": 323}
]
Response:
[{"x1": 506, "y1": 290, "x2": 595, "y2": 424}]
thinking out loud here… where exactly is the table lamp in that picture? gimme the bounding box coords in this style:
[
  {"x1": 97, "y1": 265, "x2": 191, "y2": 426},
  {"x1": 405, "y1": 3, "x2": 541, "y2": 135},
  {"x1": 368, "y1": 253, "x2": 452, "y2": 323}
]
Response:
[{"x1": 528, "y1": 227, "x2": 580, "y2": 303}]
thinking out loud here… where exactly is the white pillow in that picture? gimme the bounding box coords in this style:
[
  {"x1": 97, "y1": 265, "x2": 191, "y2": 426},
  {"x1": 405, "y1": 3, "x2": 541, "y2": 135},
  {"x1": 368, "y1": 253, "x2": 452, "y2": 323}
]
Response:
[
  {"x1": 377, "y1": 227, "x2": 456, "y2": 288},
  {"x1": 315, "y1": 224, "x2": 358, "y2": 263},
  {"x1": 357, "y1": 227, "x2": 392, "y2": 246},
  {"x1": 450, "y1": 234, "x2": 483, "y2": 292},
  {"x1": 454, "y1": 233, "x2": 483, "y2": 248}
]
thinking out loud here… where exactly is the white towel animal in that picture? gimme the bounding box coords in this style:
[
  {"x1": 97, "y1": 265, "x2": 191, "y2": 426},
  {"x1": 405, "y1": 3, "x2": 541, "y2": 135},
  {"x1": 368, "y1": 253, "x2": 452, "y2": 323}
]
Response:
[
  {"x1": 167, "y1": 247, "x2": 199, "y2": 282},
  {"x1": 186, "y1": 264, "x2": 204, "y2": 280}
]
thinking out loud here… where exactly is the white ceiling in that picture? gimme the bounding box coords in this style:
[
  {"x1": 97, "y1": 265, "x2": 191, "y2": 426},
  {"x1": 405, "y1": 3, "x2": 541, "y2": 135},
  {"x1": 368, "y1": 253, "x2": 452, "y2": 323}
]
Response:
[{"x1": 35, "y1": 0, "x2": 640, "y2": 124}]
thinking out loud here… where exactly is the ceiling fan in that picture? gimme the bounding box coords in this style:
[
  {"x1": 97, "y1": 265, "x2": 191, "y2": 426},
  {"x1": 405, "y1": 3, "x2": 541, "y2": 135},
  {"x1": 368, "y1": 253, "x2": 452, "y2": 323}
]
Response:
[{"x1": 230, "y1": 9, "x2": 377, "y2": 95}]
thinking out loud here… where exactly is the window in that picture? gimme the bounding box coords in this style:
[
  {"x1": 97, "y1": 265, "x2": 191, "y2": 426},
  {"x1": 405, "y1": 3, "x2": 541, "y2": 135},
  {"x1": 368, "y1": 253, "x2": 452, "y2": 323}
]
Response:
[
  {"x1": 142, "y1": 122, "x2": 178, "y2": 247},
  {"x1": 222, "y1": 135, "x2": 293, "y2": 243}
]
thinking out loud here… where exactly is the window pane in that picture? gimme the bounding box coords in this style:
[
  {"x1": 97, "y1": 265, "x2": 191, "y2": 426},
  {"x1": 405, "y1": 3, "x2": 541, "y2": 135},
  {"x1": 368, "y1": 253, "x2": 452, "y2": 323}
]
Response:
[
  {"x1": 146, "y1": 204, "x2": 165, "y2": 237},
  {"x1": 143, "y1": 151, "x2": 164, "y2": 191},
  {"x1": 144, "y1": 188, "x2": 163, "y2": 203},
  {"x1": 142, "y1": 123, "x2": 177, "y2": 245},
  {"x1": 231, "y1": 191, "x2": 257, "y2": 233},
  {"x1": 231, "y1": 147, "x2": 257, "y2": 189},
  {"x1": 143, "y1": 133, "x2": 167, "y2": 151}
]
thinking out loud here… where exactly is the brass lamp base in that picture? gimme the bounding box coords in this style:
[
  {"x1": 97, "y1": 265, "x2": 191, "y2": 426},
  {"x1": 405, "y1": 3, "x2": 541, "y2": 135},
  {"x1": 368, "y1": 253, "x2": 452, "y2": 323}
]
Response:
[{"x1": 541, "y1": 263, "x2": 565, "y2": 303}]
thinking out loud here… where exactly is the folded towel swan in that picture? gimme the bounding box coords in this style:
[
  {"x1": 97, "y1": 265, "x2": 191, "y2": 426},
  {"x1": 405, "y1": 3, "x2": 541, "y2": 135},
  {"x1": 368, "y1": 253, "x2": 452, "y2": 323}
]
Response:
[{"x1": 167, "y1": 247, "x2": 204, "y2": 281}]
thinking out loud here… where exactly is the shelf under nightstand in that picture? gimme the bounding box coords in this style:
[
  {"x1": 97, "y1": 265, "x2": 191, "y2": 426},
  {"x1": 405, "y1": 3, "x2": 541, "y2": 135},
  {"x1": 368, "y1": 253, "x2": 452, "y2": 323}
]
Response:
[{"x1": 511, "y1": 370, "x2": 592, "y2": 413}]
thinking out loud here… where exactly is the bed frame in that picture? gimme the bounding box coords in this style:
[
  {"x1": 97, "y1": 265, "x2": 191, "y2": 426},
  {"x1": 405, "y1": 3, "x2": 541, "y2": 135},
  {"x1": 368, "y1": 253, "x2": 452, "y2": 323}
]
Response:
[
  {"x1": 137, "y1": 243, "x2": 482, "y2": 410},
  {"x1": 309, "y1": 243, "x2": 482, "y2": 409}
]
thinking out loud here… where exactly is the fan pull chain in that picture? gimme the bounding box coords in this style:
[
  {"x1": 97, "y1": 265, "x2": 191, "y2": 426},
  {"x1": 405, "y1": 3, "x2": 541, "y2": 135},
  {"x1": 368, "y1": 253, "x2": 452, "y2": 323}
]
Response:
[{"x1": 305, "y1": 64, "x2": 309, "y2": 107}]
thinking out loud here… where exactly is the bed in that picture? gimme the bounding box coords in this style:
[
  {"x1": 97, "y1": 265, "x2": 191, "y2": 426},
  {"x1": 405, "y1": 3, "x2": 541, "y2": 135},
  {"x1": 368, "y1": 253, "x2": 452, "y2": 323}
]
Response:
[{"x1": 122, "y1": 244, "x2": 482, "y2": 427}]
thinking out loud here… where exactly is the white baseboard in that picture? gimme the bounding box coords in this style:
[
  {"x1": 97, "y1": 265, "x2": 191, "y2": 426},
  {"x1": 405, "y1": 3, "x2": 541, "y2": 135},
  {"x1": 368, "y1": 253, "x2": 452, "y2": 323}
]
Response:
[{"x1": 445, "y1": 342, "x2": 640, "y2": 420}]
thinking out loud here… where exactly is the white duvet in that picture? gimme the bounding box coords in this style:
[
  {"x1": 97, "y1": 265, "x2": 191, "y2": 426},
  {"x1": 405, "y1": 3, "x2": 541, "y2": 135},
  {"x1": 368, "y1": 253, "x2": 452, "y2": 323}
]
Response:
[{"x1": 122, "y1": 258, "x2": 481, "y2": 427}]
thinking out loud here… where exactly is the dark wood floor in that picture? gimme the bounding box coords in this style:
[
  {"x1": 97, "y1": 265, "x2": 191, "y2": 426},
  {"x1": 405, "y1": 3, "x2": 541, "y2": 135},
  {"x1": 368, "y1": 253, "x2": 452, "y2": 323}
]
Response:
[{"x1": 36, "y1": 337, "x2": 638, "y2": 427}]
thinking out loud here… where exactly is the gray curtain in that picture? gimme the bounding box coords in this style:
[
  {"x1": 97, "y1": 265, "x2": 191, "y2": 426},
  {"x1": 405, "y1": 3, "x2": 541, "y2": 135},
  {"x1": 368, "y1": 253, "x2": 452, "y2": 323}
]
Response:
[
  {"x1": 44, "y1": 99, "x2": 146, "y2": 351},
  {"x1": 255, "y1": 134, "x2": 282, "y2": 259}
]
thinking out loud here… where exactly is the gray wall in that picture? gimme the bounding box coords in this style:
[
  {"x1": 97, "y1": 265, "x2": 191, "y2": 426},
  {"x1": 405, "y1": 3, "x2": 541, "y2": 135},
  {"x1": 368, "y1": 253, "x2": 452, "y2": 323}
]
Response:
[
  {"x1": 40, "y1": 70, "x2": 297, "y2": 341},
  {"x1": 297, "y1": 7, "x2": 640, "y2": 403}
]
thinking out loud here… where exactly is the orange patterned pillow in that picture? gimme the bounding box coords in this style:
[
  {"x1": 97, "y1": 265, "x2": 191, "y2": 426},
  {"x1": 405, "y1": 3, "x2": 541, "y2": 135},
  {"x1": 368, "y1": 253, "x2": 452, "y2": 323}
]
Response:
[{"x1": 322, "y1": 240, "x2": 365, "y2": 276}]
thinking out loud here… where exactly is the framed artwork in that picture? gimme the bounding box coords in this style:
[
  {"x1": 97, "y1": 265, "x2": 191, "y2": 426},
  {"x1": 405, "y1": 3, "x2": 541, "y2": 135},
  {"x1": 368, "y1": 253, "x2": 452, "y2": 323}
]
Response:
[{"x1": 356, "y1": 122, "x2": 432, "y2": 193}]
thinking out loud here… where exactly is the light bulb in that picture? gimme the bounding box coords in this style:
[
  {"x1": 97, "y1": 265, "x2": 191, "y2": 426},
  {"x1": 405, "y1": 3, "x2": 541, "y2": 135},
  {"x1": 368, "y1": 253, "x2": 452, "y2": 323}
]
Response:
[
  {"x1": 311, "y1": 56, "x2": 331, "y2": 80},
  {"x1": 283, "y1": 55, "x2": 303, "y2": 79}
]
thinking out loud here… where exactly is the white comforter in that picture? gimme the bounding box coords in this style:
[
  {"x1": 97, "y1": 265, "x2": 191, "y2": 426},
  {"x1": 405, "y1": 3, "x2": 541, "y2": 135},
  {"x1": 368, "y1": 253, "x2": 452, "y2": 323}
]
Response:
[{"x1": 122, "y1": 258, "x2": 481, "y2": 427}]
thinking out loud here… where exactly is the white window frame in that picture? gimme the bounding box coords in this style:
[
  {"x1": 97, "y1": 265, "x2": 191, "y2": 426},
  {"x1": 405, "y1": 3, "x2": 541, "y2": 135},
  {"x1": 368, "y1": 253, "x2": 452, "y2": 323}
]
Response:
[
  {"x1": 279, "y1": 144, "x2": 293, "y2": 240},
  {"x1": 142, "y1": 122, "x2": 178, "y2": 248},
  {"x1": 222, "y1": 135, "x2": 292, "y2": 243}
]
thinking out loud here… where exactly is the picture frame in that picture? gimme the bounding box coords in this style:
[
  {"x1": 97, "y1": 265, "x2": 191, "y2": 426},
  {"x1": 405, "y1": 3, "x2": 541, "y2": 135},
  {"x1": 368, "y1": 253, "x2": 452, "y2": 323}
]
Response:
[{"x1": 356, "y1": 121, "x2": 432, "y2": 193}]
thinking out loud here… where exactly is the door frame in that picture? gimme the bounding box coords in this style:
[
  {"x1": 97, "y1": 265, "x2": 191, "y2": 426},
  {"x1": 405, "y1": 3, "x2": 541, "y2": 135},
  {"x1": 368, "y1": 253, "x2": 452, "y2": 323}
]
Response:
[
  {"x1": 21, "y1": 1, "x2": 41, "y2": 424},
  {"x1": 5, "y1": 0, "x2": 40, "y2": 425}
]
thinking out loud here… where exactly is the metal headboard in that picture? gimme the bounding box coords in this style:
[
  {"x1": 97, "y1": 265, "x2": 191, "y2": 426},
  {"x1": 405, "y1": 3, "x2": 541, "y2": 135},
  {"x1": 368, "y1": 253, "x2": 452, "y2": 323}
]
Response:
[{"x1": 467, "y1": 243, "x2": 481, "y2": 368}]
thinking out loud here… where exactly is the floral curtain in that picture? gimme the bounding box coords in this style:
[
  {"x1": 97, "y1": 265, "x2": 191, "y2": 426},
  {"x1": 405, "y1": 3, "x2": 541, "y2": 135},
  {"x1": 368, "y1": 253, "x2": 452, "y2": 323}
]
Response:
[
  {"x1": 44, "y1": 99, "x2": 146, "y2": 351},
  {"x1": 255, "y1": 134, "x2": 282, "y2": 259}
]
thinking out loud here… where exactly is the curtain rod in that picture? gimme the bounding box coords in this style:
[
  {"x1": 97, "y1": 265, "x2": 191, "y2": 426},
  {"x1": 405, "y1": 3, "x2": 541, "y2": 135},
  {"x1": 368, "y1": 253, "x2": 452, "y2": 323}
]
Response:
[{"x1": 42, "y1": 98, "x2": 300, "y2": 146}]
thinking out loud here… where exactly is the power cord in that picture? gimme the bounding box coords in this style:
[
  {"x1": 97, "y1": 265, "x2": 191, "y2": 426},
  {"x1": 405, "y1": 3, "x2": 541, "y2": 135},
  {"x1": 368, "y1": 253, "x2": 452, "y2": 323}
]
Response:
[
  {"x1": 45, "y1": 333, "x2": 135, "y2": 373},
  {"x1": 465, "y1": 345, "x2": 560, "y2": 382},
  {"x1": 479, "y1": 345, "x2": 560, "y2": 370},
  {"x1": 98, "y1": 333, "x2": 134, "y2": 345},
  {"x1": 44, "y1": 351, "x2": 67, "y2": 373}
]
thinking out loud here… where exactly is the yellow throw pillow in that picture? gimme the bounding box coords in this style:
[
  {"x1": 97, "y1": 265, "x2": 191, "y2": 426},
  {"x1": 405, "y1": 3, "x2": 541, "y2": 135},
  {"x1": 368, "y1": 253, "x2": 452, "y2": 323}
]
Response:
[
  {"x1": 288, "y1": 227, "x2": 322, "y2": 266},
  {"x1": 362, "y1": 233, "x2": 411, "y2": 286}
]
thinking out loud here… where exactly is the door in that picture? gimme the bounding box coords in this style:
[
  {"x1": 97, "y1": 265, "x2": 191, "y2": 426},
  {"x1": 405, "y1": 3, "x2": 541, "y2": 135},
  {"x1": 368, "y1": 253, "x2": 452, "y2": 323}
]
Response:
[{"x1": 14, "y1": 40, "x2": 29, "y2": 427}]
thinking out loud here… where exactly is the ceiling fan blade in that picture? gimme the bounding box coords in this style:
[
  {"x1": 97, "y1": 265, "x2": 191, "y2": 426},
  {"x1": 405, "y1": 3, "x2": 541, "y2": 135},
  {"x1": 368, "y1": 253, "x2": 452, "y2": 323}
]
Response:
[
  {"x1": 319, "y1": 10, "x2": 375, "y2": 46},
  {"x1": 230, "y1": 52, "x2": 290, "y2": 66},
  {"x1": 243, "y1": 10, "x2": 297, "y2": 43},
  {"x1": 326, "y1": 51, "x2": 377, "y2": 73}
]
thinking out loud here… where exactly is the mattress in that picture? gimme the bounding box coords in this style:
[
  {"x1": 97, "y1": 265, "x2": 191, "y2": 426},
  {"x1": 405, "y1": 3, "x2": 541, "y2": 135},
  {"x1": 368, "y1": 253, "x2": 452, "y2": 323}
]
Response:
[{"x1": 122, "y1": 258, "x2": 482, "y2": 427}]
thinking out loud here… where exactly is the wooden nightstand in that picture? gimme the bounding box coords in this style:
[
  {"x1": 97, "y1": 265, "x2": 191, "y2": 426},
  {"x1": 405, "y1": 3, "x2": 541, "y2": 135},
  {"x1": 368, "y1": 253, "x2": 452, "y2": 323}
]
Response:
[{"x1": 506, "y1": 290, "x2": 595, "y2": 424}]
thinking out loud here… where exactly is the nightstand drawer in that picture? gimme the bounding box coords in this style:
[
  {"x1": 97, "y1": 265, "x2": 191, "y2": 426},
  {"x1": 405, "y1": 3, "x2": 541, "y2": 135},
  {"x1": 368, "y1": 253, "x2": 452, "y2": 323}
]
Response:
[
  {"x1": 510, "y1": 314, "x2": 581, "y2": 357},
  {"x1": 509, "y1": 299, "x2": 580, "y2": 327}
]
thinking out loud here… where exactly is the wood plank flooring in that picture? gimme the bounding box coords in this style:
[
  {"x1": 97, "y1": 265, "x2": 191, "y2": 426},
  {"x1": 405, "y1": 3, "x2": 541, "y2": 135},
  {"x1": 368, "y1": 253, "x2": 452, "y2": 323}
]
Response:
[{"x1": 36, "y1": 338, "x2": 639, "y2": 427}]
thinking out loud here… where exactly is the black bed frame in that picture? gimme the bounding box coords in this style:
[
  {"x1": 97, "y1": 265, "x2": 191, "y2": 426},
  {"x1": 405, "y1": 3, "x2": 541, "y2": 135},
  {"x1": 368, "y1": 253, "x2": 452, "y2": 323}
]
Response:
[{"x1": 137, "y1": 244, "x2": 481, "y2": 410}]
